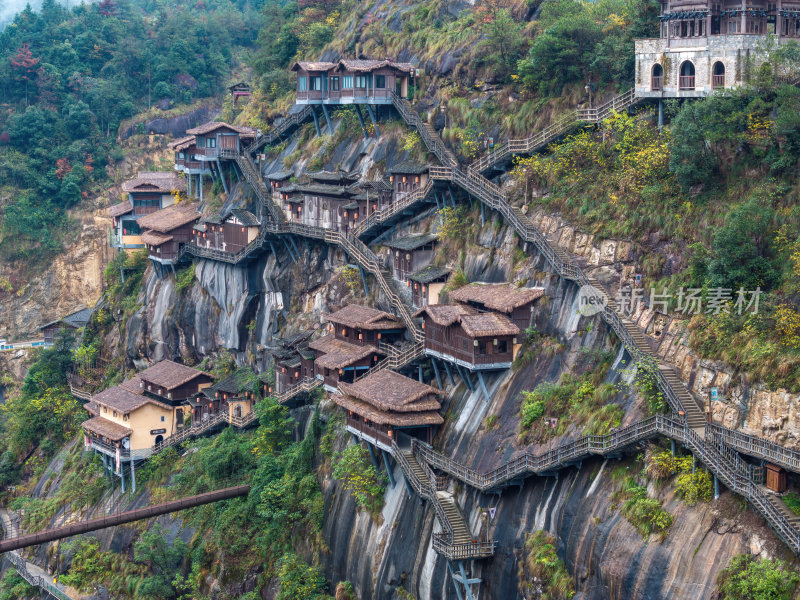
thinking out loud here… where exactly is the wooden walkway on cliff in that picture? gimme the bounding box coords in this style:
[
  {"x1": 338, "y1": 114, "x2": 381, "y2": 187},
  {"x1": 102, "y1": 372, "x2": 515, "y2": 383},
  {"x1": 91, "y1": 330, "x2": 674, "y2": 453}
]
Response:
[{"x1": 145, "y1": 89, "x2": 800, "y2": 566}]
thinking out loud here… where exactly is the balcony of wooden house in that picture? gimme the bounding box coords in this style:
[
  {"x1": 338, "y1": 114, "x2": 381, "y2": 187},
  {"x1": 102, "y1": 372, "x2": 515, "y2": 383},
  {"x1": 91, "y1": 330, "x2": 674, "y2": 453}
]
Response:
[
  {"x1": 308, "y1": 334, "x2": 383, "y2": 393},
  {"x1": 137, "y1": 203, "x2": 200, "y2": 272},
  {"x1": 191, "y1": 209, "x2": 260, "y2": 257},
  {"x1": 385, "y1": 232, "x2": 438, "y2": 282},
  {"x1": 408, "y1": 265, "x2": 451, "y2": 308},
  {"x1": 388, "y1": 161, "x2": 429, "y2": 202},
  {"x1": 449, "y1": 282, "x2": 545, "y2": 332},
  {"x1": 291, "y1": 59, "x2": 415, "y2": 106},
  {"x1": 324, "y1": 304, "x2": 406, "y2": 347},
  {"x1": 185, "y1": 122, "x2": 257, "y2": 161},
  {"x1": 268, "y1": 169, "x2": 294, "y2": 200},
  {"x1": 335, "y1": 369, "x2": 444, "y2": 452},
  {"x1": 194, "y1": 370, "x2": 258, "y2": 427},
  {"x1": 414, "y1": 304, "x2": 521, "y2": 371}
]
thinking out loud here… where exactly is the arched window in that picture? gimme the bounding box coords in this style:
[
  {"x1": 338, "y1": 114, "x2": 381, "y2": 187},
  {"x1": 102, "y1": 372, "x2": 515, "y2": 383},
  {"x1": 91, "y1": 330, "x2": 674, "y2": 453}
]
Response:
[
  {"x1": 679, "y1": 61, "x2": 695, "y2": 90},
  {"x1": 712, "y1": 61, "x2": 725, "y2": 89},
  {"x1": 651, "y1": 64, "x2": 664, "y2": 91}
]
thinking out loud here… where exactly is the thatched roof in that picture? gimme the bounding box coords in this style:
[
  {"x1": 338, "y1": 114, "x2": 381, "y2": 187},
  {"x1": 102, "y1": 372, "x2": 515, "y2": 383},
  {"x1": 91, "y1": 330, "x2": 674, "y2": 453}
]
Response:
[
  {"x1": 308, "y1": 335, "x2": 378, "y2": 369},
  {"x1": 92, "y1": 386, "x2": 167, "y2": 413},
  {"x1": 109, "y1": 200, "x2": 133, "y2": 218},
  {"x1": 186, "y1": 121, "x2": 244, "y2": 136},
  {"x1": 138, "y1": 360, "x2": 210, "y2": 391},
  {"x1": 415, "y1": 304, "x2": 519, "y2": 336},
  {"x1": 460, "y1": 313, "x2": 519, "y2": 337},
  {"x1": 449, "y1": 283, "x2": 544, "y2": 313},
  {"x1": 334, "y1": 394, "x2": 444, "y2": 426},
  {"x1": 339, "y1": 369, "x2": 442, "y2": 411},
  {"x1": 414, "y1": 304, "x2": 477, "y2": 327},
  {"x1": 168, "y1": 135, "x2": 195, "y2": 150},
  {"x1": 336, "y1": 59, "x2": 414, "y2": 73},
  {"x1": 82, "y1": 416, "x2": 133, "y2": 441},
  {"x1": 137, "y1": 203, "x2": 200, "y2": 233},
  {"x1": 141, "y1": 230, "x2": 173, "y2": 246},
  {"x1": 386, "y1": 233, "x2": 437, "y2": 251},
  {"x1": 290, "y1": 61, "x2": 337, "y2": 72},
  {"x1": 408, "y1": 265, "x2": 451, "y2": 284},
  {"x1": 122, "y1": 172, "x2": 186, "y2": 194},
  {"x1": 325, "y1": 304, "x2": 403, "y2": 330}
]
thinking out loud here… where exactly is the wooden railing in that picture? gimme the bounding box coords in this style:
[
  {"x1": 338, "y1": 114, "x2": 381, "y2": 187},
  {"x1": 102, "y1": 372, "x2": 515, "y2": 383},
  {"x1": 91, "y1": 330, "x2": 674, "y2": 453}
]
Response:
[
  {"x1": 679, "y1": 76, "x2": 696, "y2": 90},
  {"x1": 245, "y1": 105, "x2": 315, "y2": 155},
  {"x1": 469, "y1": 88, "x2": 637, "y2": 173},
  {"x1": 274, "y1": 377, "x2": 322, "y2": 404},
  {"x1": 351, "y1": 178, "x2": 435, "y2": 238},
  {"x1": 391, "y1": 92, "x2": 457, "y2": 167},
  {"x1": 708, "y1": 424, "x2": 800, "y2": 474}
]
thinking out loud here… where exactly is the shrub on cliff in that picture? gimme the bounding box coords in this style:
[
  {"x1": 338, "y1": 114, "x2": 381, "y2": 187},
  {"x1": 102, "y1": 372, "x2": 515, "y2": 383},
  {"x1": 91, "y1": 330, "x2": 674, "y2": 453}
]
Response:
[
  {"x1": 717, "y1": 554, "x2": 799, "y2": 600},
  {"x1": 517, "y1": 530, "x2": 575, "y2": 599},
  {"x1": 332, "y1": 442, "x2": 387, "y2": 514}
]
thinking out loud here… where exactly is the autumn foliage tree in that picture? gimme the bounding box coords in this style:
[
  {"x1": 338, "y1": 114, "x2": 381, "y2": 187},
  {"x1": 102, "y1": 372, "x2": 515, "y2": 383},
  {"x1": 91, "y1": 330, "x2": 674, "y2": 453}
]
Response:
[{"x1": 10, "y1": 43, "x2": 40, "y2": 105}]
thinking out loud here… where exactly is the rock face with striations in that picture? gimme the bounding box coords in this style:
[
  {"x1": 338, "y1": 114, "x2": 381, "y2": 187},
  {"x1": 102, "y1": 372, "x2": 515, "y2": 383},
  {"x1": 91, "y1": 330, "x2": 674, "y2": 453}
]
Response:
[{"x1": 118, "y1": 103, "x2": 220, "y2": 140}]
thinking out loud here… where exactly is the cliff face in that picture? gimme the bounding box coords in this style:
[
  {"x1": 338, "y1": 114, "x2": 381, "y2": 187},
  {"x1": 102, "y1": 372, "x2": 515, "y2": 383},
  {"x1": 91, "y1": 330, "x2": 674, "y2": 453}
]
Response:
[{"x1": 317, "y1": 219, "x2": 787, "y2": 600}]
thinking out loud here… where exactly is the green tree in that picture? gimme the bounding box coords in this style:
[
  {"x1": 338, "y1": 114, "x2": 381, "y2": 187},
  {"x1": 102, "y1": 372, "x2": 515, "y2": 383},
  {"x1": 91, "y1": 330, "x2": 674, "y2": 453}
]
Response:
[
  {"x1": 708, "y1": 200, "x2": 778, "y2": 291},
  {"x1": 134, "y1": 525, "x2": 188, "y2": 600}
]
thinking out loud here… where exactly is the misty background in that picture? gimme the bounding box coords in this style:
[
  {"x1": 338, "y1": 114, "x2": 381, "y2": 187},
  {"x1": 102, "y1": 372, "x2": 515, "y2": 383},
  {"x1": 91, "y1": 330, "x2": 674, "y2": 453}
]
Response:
[{"x1": 0, "y1": 0, "x2": 88, "y2": 28}]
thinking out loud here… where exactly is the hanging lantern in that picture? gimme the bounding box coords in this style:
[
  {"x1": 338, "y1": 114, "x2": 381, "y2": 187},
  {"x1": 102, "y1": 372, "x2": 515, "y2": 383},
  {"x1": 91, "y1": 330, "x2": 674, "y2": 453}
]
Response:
[
  {"x1": 422, "y1": 285, "x2": 427, "y2": 293},
  {"x1": 282, "y1": 367, "x2": 286, "y2": 373},
  {"x1": 415, "y1": 176, "x2": 420, "y2": 183},
  {"x1": 388, "y1": 428, "x2": 393, "y2": 438},
  {"x1": 422, "y1": 321, "x2": 425, "y2": 329},
  {"x1": 342, "y1": 329, "x2": 347, "y2": 336},
  {"x1": 389, "y1": 175, "x2": 394, "y2": 182},
  {"x1": 402, "y1": 176, "x2": 407, "y2": 183},
  {"x1": 359, "y1": 333, "x2": 363, "y2": 340},
  {"x1": 215, "y1": 391, "x2": 220, "y2": 398},
  {"x1": 354, "y1": 212, "x2": 358, "y2": 220},
  {"x1": 241, "y1": 227, "x2": 245, "y2": 233},
  {"x1": 343, "y1": 210, "x2": 348, "y2": 218},
  {"x1": 339, "y1": 368, "x2": 344, "y2": 375},
  {"x1": 407, "y1": 280, "x2": 411, "y2": 287},
  {"x1": 295, "y1": 371, "x2": 299, "y2": 378},
  {"x1": 377, "y1": 333, "x2": 382, "y2": 340}
]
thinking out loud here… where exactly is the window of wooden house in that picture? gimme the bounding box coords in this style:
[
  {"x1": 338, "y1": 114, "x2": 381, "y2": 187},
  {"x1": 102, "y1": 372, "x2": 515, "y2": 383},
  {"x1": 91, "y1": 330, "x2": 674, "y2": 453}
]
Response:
[
  {"x1": 478, "y1": 341, "x2": 487, "y2": 354},
  {"x1": 375, "y1": 75, "x2": 386, "y2": 88},
  {"x1": 298, "y1": 76, "x2": 307, "y2": 91},
  {"x1": 462, "y1": 338, "x2": 467, "y2": 350},
  {"x1": 343, "y1": 75, "x2": 353, "y2": 89},
  {"x1": 355, "y1": 75, "x2": 369, "y2": 88},
  {"x1": 310, "y1": 76, "x2": 322, "y2": 91},
  {"x1": 497, "y1": 340, "x2": 508, "y2": 353},
  {"x1": 207, "y1": 137, "x2": 216, "y2": 148},
  {"x1": 122, "y1": 220, "x2": 141, "y2": 235},
  {"x1": 330, "y1": 76, "x2": 340, "y2": 90}
]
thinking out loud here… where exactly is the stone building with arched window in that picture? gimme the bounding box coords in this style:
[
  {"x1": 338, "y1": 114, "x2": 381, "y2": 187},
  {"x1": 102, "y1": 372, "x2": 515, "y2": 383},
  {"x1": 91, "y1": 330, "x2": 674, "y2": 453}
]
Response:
[{"x1": 635, "y1": 0, "x2": 800, "y2": 98}]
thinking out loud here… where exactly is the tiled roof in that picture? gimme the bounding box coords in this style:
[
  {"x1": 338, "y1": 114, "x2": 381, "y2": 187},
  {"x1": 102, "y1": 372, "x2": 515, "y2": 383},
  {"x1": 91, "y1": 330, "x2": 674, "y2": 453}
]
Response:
[
  {"x1": 40, "y1": 307, "x2": 93, "y2": 331},
  {"x1": 137, "y1": 203, "x2": 201, "y2": 233},
  {"x1": 408, "y1": 265, "x2": 451, "y2": 283},
  {"x1": 296, "y1": 184, "x2": 351, "y2": 197},
  {"x1": 325, "y1": 304, "x2": 403, "y2": 330},
  {"x1": 308, "y1": 335, "x2": 378, "y2": 369},
  {"x1": 267, "y1": 169, "x2": 293, "y2": 180},
  {"x1": 141, "y1": 230, "x2": 173, "y2": 246},
  {"x1": 449, "y1": 283, "x2": 545, "y2": 313},
  {"x1": 229, "y1": 209, "x2": 260, "y2": 226},
  {"x1": 118, "y1": 376, "x2": 143, "y2": 394},
  {"x1": 122, "y1": 172, "x2": 186, "y2": 194},
  {"x1": 109, "y1": 200, "x2": 133, "y2": 217},
  {"x1": 307, "y1": 169, "x2": 359, "y2": 184},
  {"x1": 385, "y1": 233, "x2": 438, "y2": 251},
  {"x1": 388, "y1": 160, "x2": 428, "y2": 175},
  {"x1": 137, "y1": 359, "x2": 210, "y2": 390},
  {"x1": 460, "y1": 312, "x2": 520, "y2": 337},
  {"x1": 202, "y1": 369, "x2": 255, "y2": 398},
  {"x1": 82, "y1": 416, "x2": 133, "y2": 441}
]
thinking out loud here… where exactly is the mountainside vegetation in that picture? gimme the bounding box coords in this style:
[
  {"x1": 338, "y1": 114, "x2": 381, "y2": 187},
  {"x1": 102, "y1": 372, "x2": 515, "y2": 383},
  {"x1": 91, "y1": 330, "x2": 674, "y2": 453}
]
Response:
[{"x1": 0, "y1": 0, "x2": 261, "y2": 267}]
